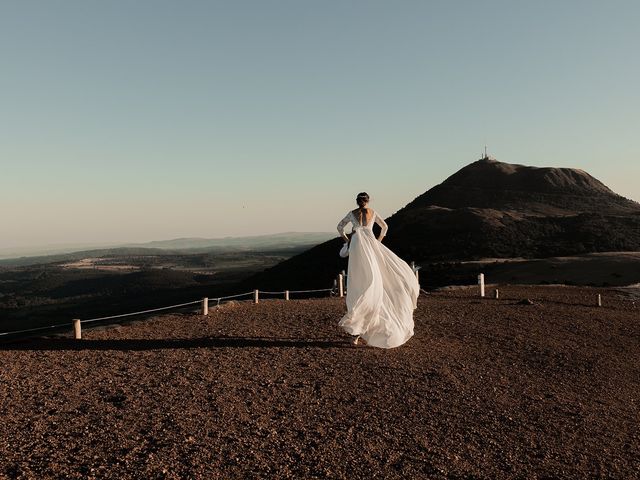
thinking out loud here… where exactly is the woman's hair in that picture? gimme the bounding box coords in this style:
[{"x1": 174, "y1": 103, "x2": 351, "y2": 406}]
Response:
[{"x1": 356, "y1": 192, "x2": 370, "y2": 226}]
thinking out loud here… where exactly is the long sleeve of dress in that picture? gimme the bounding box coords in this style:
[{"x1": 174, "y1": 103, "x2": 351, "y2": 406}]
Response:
[
  {"x1": 337, "y1": 212, "x2": 352, "y2": 238},
  {"x1": 374, "y1": 211, "x2": 388, "y2": 237}
]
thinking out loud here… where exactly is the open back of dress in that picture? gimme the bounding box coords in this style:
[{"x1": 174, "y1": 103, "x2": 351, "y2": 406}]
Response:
[{"x1": 336, "y1": 209, "x2": 419, "y2": 348}]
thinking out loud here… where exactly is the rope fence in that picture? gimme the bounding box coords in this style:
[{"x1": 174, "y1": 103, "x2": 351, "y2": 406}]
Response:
[
  {"x1": 212, "y1": 291, "x2": 256, "y2": 301},
  {"x1": 81, "y1": 300, "x2": 202, "y2": 324},
  {"x1": 0, "y1": 323, "x2": 73, "y2": 337},
  {"x1": 0, "y1": 284, "x2": 340, "y2": 338},
  {"x1": 0, "y1": 264, "x2": 478, "y2": 339},
  {"x1": 288, "y1": 288, "x2": 334, "y2": 294},
  {"x1": 0, "y1": 267, "x2": 618, "y2": 339}
]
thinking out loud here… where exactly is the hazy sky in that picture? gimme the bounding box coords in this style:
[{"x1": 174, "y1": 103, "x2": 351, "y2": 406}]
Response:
[{"x1": 1, "y1": 1, "x2": 639, "y2": 249}]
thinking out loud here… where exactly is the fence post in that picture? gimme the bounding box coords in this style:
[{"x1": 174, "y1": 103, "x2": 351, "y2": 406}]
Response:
[
  {"x1": 73, "y1": 319, "x2": 82, "y2": 340},
  {"x1": 285, "y1": 290, "x2": 290, "y2": 301},
  {"x1": 338, "y1": 274, "x2": 344, "y2": 298},
  {"x1": 202, "y1": 297, "x2": 209, "y2": 316},
  {"x1": 411, "y1": 261, "x2": 420, "y2": 283},
  {"x1": 254, "y1": 289, "x2": 259, "y2": 304},
  {"x1": 597, "y1": 294, "x2": 602, "y2": 307},
  {"x1": 478, "y1": 273, "x2": 485, "y2": 298}
]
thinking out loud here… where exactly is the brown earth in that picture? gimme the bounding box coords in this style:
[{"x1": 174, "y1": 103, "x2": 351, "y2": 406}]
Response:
[{"x1": 0, "y1": 286, "x2": 638, "y2": 479}]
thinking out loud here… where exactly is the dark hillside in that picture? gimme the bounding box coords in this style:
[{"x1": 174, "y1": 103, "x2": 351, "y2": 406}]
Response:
[{"x1": 244, "y1": 158, "x2": 640, "y2": 289}]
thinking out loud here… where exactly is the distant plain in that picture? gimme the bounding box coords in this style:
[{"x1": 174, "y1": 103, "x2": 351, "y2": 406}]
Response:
[{"x1": 0, "y1": 233, "x2": 333, "y2": 335}]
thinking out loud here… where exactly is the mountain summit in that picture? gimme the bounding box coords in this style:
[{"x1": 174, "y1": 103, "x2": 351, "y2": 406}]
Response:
[
  {"x1": 245, "y1": 158, "x2": 640, "y2": 290},
  {"x1": 401, "y1": 157, "x2": 635, "y2": 215},
  {"x1": 385, "y1": 157, "x2": 640, "y2": 261}
]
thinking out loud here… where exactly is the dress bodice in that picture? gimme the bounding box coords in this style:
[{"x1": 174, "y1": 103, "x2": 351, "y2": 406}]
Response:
[{"x1": 337, "y1": 209, "x2": 388, "y2": 237}]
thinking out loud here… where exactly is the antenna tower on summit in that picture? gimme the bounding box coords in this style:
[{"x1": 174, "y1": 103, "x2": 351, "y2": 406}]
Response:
[{"x1": 484, "y1": 145, "x2": 488, "y2": 159}]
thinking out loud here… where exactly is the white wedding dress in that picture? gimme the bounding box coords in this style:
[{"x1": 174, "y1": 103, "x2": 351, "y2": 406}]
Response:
[{"x1": 337, "y1": 209, "x2": 419, "y2": 348}]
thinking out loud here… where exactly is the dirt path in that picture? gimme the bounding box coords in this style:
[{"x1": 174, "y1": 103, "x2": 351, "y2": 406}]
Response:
[{"x1": 1, "y1": 286, "x2": 638, "y2": 479}]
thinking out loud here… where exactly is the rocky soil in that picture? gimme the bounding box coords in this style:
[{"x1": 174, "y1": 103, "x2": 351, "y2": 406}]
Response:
[{"x1": 1, "y1": 286, "x2": 638, "y2": 479}]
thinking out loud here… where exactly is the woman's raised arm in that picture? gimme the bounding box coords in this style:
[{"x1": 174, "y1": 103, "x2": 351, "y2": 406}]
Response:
[
  {"x1": 337, "y1": 212, "x2": 351, "y2": 242},
  {"x1": 374, "y1": 211, "x2": 388, "y2": 241}
]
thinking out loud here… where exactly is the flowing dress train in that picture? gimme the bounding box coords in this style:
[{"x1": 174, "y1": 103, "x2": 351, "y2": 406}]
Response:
[{"x1": 337, "y1": 210, "x2": 419, "y2": 348}]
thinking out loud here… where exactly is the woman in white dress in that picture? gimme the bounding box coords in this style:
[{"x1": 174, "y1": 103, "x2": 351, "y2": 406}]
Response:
[{"x1": 337, "y1": 192, "x2": 419, "y2": 348}]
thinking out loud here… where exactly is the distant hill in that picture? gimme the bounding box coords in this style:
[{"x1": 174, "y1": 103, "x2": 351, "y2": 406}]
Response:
[
  {"x1": 127, "y1": 232, "x2": 334, "y2": 252},
  {"x1": 0, "y1": 232, "x2": 333, "y2": 267},
  {"x1": 243, "y1": 157, "x2": 640, "y2": 290}
]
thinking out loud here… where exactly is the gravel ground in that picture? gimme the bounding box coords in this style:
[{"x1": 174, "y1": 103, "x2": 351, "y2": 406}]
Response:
[{"x1": 1, "y1": 285, "x2": 638, "y2": 479}]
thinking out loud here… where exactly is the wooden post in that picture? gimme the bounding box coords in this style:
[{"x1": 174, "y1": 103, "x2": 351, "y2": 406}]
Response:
[
  {"x1": 285, "y1": 290, "x2": 290, "y2": 301},
  {"x1": 338, "y1": 274, "x2": 344, "y2": 298},
  {"x1": 494, "y1": 289, "x2": 499, "y2": 299},
  {"x1": 73, "y1": 319, "x2": 82, "y2": 340},
  {"x1": 202, "y1": 297, "x2": 209, "y2": 316},
  {"x1": 411, "y1": 261, "x2": 420, "y2": 283},
  {"x1": 597, "y1": 294, "x2": 602, "y2": 307},
  {"x1": 478, "y1": 273, "x2": 485, "y2": 298},
  {"x1": 254, "y1": 289, "x2": 259, "y2": 304}
]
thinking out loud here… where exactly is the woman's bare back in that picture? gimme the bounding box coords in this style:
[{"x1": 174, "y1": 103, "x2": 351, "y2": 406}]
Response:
[{"x1": 352, "y1": 208, "x2": 374, "y2": 226}]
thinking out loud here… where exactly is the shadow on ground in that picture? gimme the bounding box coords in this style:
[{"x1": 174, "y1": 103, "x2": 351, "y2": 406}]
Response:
[{"x1": 1, "y1": 336, "x2": 351, "y2": 351}]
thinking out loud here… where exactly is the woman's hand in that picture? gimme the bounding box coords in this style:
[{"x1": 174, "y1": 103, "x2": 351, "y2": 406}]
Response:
[{"x1": 378, "y1": 236, "x2": 385, "y2": 242}]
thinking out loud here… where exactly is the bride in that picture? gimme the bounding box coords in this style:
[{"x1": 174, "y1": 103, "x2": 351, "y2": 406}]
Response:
[{"x1": 337, "y1": 192, "x2": 419, "y2": 348}]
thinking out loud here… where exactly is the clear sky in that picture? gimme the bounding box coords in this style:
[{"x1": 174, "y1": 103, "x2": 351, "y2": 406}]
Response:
[{"x1": 1, "y1": 1, "x2": 639, "y2": 250}]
